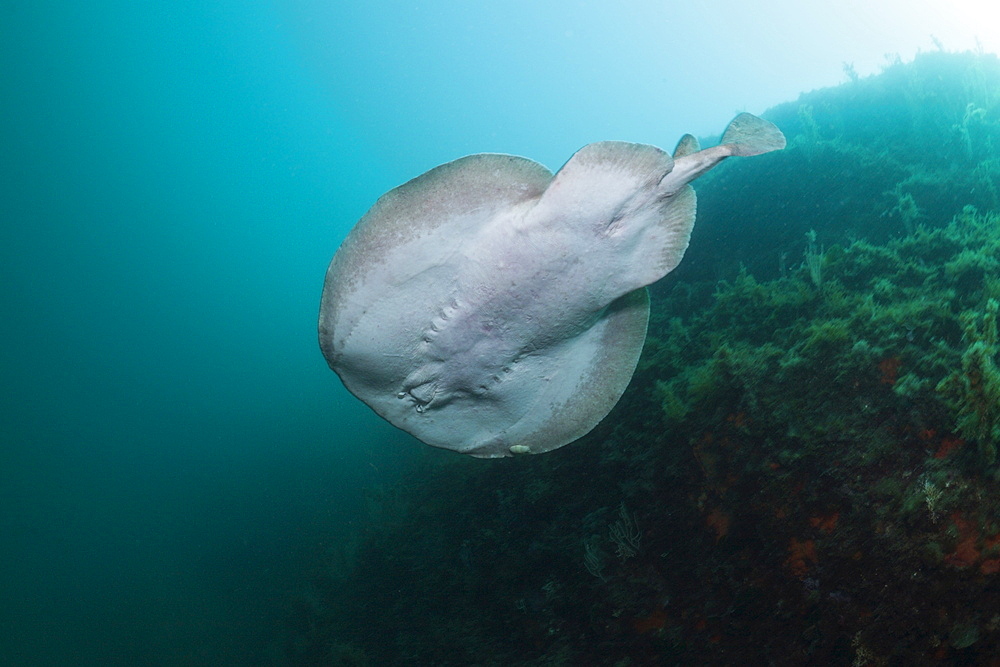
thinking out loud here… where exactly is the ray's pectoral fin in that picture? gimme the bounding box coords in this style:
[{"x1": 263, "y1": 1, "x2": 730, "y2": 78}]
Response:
[
  {"x1": 526, "y1": 113, "x2": 786, "y2": 302},
  {"x1": 528, "y1": 140, "x2": 676, "y2": 234},
  {"x1": 605, "y1": 113, "x2": 786, "y2": 296}
]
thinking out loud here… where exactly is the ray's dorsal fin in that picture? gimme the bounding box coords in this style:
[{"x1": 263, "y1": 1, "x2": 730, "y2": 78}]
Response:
[
  {"x1": 673, "y1": 133, "x2": 700, "y2": 158},
  {"x1": 657, "y1": 113, "x2": 785, "y2": 197}
]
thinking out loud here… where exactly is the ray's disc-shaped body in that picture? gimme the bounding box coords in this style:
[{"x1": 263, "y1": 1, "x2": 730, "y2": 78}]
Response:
[{"x1": 320, "y1": 113, "x2": 785, "y2": 457}]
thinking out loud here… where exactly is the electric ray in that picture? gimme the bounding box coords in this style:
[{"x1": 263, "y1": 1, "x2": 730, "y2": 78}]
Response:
[{"x1": 319, "y1": 113, "x2": 785, "y2": 458}]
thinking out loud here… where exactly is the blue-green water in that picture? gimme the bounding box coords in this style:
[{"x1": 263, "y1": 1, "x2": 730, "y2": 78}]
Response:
[{"x1": 1, "y1": 2, "x2": 992, "y2": 665}]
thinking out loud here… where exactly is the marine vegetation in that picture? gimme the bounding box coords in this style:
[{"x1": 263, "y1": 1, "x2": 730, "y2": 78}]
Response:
[{"x1": 287, "y1": 50, "x2": 1000, "y2": 666}]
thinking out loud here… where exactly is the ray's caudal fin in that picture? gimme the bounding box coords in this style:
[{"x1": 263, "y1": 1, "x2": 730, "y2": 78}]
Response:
[{"x1": 721, "y1": 112, "x2": 787, "y2": 156}]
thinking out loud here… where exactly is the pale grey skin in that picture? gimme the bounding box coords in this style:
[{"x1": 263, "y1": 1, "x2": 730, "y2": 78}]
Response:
[{"x1": 320, "y1": 113, "x2": 785, "y2": 458}]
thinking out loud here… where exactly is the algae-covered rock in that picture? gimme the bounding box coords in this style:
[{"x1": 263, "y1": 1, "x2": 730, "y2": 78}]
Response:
[
  {"x1": 938, "y1": 298, "x2": 1000, "y2": 464},
  {"x1": 655, "y1": 207, "x2": 1000, "y2": 467}
]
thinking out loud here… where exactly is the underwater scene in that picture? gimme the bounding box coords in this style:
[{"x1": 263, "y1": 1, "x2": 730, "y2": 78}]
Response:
[
  {"x1": 291, "y1": 50, "x2": 1000, "y2": 666},
  {"x1": 5, "y1": 3, "x2": 1000, "y2": 667}
]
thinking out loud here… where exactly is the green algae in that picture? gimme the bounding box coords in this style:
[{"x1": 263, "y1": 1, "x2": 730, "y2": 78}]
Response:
[
  {"x1": 938, "y1": 298, "x2": 1000, "y2": 464},
  {"x1": 653, "y1": 207, "x2": 1000, "y2": 467}
]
